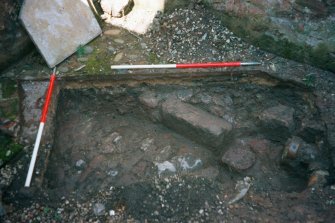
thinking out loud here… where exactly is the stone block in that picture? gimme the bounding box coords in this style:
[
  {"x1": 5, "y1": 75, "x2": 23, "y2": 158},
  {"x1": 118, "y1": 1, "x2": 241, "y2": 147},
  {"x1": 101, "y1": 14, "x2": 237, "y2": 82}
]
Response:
[
  {"x1": 161, "y1": 98, "x2": 232, "y2": 147},
  {"x1": 259, "y1": 104, "x2": 295, "y2": 141}
]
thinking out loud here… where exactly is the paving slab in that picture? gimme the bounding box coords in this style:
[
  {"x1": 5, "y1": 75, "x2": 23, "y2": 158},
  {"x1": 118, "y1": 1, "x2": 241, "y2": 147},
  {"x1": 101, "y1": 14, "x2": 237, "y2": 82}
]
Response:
[{"x1": 20, "y1": 0, "x2": 101, "y2": 68}]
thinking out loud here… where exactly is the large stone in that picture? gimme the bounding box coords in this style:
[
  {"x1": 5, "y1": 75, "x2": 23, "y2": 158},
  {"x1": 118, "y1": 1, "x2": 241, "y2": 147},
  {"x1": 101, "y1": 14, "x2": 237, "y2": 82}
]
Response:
[
  {"x1": 259, "y1": 104, "x2": 295, "y2": 141},
  {"x1": 161, "y1": 98, "x2": 232, "y2": 147},
  {"x1": 222, "y1": 141, "x2": 256, "y2": 171}
]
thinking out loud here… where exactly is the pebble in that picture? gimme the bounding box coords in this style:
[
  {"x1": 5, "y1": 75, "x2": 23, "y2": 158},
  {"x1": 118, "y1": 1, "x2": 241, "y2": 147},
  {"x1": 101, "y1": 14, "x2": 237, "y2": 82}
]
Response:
[
  {"x1": 6, "y1": 150, "x2": 11, "y2": 157},
  {"x1": 77, "y1": 57, "x2": 89, "y2": 62},
  {"x1": 109, "y1": 209, "x2": 116, "y2": 216},
  {"x1": 114, "y1": 39, "x2": 125, "y2": 44},
  {"x1": 76, "y1": 159, "x2": 86, "y2": 168},
  {"x1": 84, "y1": 46, "x2": 94, "y2": 54},
  {"x1": 58, "y1": 66, "x2": 69, "y2": 73},
  {"x1": 140, "y1": 43, "x2": 147, "y2": 49},
  {"x1": 108, "y1": 46, "x2": 116, "y2": 53},
  {"x1": 113, "y1": 52, "x2": 124, "y2": 62},
  {"x1": 93, "y1": 203, "x2": 105, "y2": 216},
  {"x1": 104, "y1": 29, "x2": 121, "y2": 36}
]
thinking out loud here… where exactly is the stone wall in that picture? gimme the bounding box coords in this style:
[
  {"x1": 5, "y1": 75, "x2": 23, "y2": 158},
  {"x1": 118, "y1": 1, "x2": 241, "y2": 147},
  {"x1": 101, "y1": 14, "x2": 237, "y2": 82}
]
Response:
[{"x1": 203, "y1": 0, "x2": 335, "y2": 72}]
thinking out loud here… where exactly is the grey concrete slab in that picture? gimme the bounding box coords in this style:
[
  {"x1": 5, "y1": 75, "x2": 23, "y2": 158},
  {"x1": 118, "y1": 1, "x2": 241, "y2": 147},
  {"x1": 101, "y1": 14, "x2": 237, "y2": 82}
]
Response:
[{"x1": 20, "y1": 0, "x2": 101, "y2": 68}]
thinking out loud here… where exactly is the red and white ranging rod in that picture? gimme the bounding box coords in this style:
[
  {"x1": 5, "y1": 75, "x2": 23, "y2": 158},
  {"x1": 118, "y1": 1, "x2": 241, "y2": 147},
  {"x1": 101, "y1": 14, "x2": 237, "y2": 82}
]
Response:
[
  {"x1": 111, "y1": 61, "x2": 261, "y2": 70},
  {"x1": 25, "y1": 67, "x2": 57, "y2": 187}
]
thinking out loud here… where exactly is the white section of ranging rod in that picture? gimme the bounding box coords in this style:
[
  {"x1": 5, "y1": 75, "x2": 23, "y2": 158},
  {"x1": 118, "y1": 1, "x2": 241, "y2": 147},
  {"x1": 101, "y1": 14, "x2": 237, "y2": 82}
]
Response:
[
  {"x1": 25, "y1": 122, "x2": 45, "y2": 187},
  {"x1": 240, "y1": 62, "x2": 262, "y2": 66},
  {"x1": 111, "y1": 64, "x2": 176, "y2": 69}
]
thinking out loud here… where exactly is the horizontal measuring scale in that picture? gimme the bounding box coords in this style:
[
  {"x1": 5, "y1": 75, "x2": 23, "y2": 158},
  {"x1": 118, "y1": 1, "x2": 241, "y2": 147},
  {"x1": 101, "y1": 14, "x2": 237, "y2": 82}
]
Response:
[{"x1": 111, "y1": 61, "x2": 261, "y2": 70}]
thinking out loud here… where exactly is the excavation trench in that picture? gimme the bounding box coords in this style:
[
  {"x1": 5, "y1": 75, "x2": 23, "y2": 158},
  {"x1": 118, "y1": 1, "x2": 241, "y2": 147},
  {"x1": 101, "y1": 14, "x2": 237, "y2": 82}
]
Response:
[{"x1": 16, "y1": 71, "x2": 331, "y2": 221}]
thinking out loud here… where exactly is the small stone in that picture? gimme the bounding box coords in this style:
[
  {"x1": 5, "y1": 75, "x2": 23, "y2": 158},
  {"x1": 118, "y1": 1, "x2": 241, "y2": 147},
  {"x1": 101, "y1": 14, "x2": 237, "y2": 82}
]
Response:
[
  {"x1": 108, "y1": 46, "x2": 116, "y2": 53},
  {"x1": 113, "y1": 52, "x2": 124, "y2": 62},
  {"x1": 199, "y1": 93, "x2": 212, "y2": 104},
  {"x1": 140, "y1": 43, "x2": 147, "y2": 49},
  {"x1": 5, "y1": 150, "x2": 11, "y2": 157},
  {"x1": 58, "y1": 66, "x2": 69, "y2": 73},
  {"x1": 77, "y1": 57, "x2": 88, "y2": 62},
  {"x1": 176, "y1": 89, "x2": 193, "y2": 101},
  {"x1": 107, "y1": 170, "x2": 118, "y2": 177},
  {"x1": 114, "y1": 39, "x2": 125, "y2": 44},
  {"x1": 104, "y1": 29, "x2": 121, "y2": 36},
  {"x1": 139, "y1": 91, "x2": 160, "y2": 108},
  {"x1": 128, "y1": 54, "x2": 138, "y2": 60},
  {"x1": 84, "y1": 46, "x2": 94, "y2": 54},
  {"x1": 110, "y1": 132, "x2": 122, "y2": 144},
  {"x1": 75, "y1": 159, "x2": 86, "y2": 168},
  {"x1": 109, "y1": 209, "x2": 116, "y2": 216},
  {"x1": 93, "y1": 203, "x2": 105, "y2": 216},
  {"x1": 140, "y1": 138, "x2": 154, "y2": 151},
  {"x1": 199, "y1": 209, "x2": 204, "y2": 215},
  {"x1": 222, "y1": 142, "x2": 256, "y2": 171}
]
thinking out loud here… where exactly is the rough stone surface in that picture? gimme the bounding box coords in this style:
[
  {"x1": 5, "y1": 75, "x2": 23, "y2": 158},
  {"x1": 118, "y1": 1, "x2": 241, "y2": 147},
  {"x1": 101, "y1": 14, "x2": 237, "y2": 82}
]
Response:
[
  {"x1": 161, "y1": 98, "x2": 232, "y2": 147},
  {"x1": 259, "y1": 104, "x2": 295, "y2": 141},
  {"x1": 222, "y1": 141, "x2": 256, "y2": 171}
]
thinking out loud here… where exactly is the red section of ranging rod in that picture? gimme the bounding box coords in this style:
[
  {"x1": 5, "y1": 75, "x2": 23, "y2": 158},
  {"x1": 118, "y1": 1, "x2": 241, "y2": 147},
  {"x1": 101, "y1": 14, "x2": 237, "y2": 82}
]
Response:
[
  {"x1": 40, "y1": 71, "x2": 56, "y2": 123},
  {"x1": 176, "y1": 62, "x2": 241, "y2": 69}
]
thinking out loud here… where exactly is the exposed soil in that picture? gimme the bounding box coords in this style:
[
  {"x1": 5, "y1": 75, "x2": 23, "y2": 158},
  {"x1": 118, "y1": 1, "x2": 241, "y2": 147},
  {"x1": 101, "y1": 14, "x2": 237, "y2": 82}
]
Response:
[{"x1": 1, "y1": 3, "x2": 335, "y2": 223}]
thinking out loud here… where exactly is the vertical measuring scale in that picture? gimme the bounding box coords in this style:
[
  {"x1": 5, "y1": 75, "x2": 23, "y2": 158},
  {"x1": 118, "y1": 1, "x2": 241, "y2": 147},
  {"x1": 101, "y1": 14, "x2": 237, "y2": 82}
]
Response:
[{"x1": 25, "y1": 67, "x2": 56, "y2": 187}]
